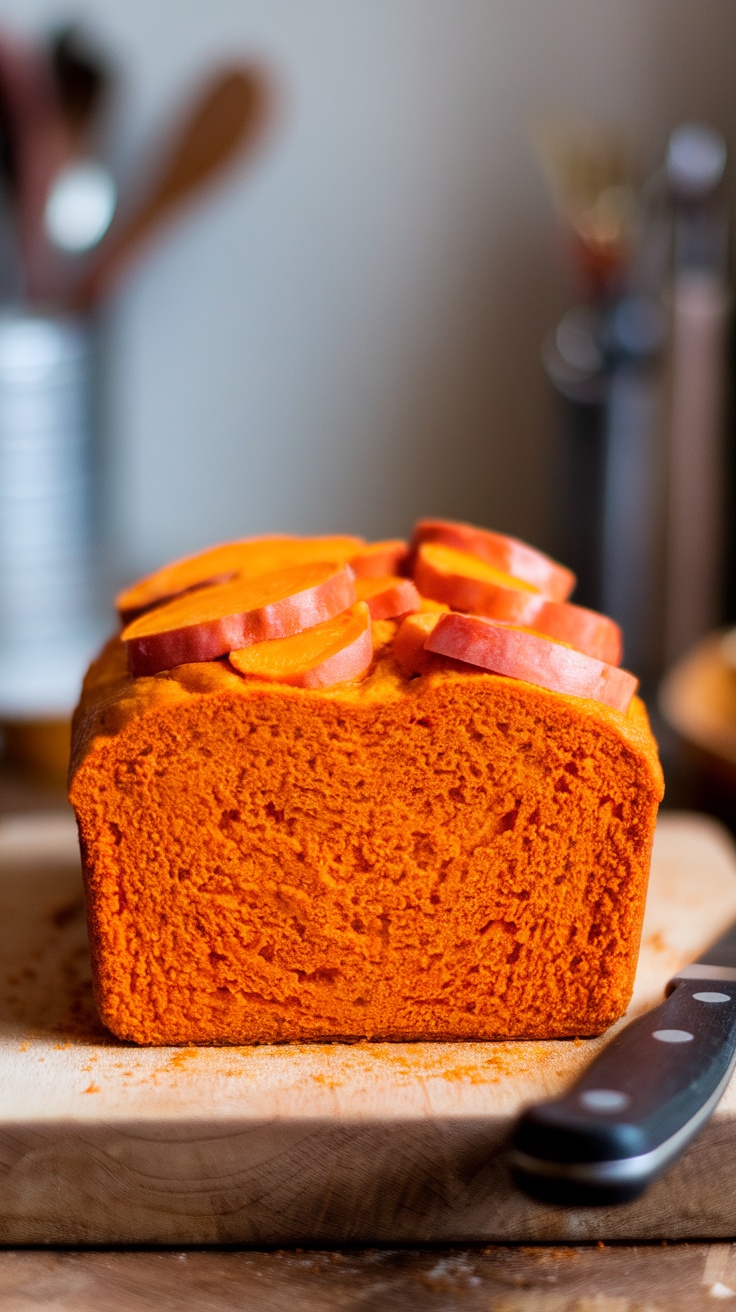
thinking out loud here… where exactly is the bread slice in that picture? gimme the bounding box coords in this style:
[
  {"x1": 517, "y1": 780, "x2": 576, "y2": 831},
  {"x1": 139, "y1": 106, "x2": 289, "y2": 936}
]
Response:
[{"x1": 69, "y1": 635, "x2": 663, "y2": 1044}]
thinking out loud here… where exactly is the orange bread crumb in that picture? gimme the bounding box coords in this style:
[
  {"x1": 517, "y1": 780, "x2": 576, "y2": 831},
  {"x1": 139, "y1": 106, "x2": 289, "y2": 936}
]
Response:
[{"x1": 69, "y1": 634, "x2": 663, "y2": 1045}]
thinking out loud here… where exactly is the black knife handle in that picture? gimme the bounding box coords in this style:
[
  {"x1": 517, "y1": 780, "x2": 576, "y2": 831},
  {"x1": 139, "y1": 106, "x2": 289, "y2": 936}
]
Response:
[{"x1": 509, "y1": 976, "x2": 736, "y2": 1205}]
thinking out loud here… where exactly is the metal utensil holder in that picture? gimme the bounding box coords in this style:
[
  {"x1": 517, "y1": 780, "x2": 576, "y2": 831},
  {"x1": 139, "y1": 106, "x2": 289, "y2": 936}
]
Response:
[{"x1": 0, "y1": 308, "x2": 105, "y2": 720}]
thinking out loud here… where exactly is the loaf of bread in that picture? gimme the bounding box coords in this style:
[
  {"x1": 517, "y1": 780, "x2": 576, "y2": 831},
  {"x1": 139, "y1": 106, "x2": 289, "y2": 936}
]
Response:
[{"x1": 69, "y1": 526, "x2": 663, "y2": 1045}]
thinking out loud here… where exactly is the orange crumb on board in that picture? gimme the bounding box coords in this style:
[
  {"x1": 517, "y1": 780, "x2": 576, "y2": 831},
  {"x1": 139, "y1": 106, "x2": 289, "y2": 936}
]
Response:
[
  {"x1": 646, "y1": 930, "x2": 668, "y2": 953},
  {"x1": 310, "y1": 1072, "x2": 342, "y2": 1089},
  {"x1": 167, "y1": 1049, "x2": 199, "y2": 1069},
  {"x1": 438, "y1": 1065, "x2": 498, "y2": 1085},
  {"x1": 82, "y1": 1082, "x2": 100, "y2": 1094}
]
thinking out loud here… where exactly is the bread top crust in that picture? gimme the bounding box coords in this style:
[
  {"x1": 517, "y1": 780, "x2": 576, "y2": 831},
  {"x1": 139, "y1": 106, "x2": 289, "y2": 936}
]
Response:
[{"x1": 69, "y1": 627, "x2": 664, "y2": 802}]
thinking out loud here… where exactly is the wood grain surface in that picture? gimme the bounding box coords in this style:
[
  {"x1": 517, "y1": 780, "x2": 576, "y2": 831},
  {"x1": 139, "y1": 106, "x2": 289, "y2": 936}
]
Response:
[
  {"x1": 0, "y1": 1244, "x2": 735, "y2": 1311},
  {"x1": 0, "y1": 809, "x2": 735, "y2": 1245}
]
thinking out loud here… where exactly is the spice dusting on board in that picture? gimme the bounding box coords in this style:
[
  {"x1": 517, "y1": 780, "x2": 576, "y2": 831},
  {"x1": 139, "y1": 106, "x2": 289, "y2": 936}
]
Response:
[
  {"x1": 68, "y1": 521, "x2": 663, "y2": 1046},
  {"x1": 437, "y1": 1065, "x2": 500, "y2": 1085},
  {"x1": 168, "y1": 1049, "x2": 200, "y2": 1070}
]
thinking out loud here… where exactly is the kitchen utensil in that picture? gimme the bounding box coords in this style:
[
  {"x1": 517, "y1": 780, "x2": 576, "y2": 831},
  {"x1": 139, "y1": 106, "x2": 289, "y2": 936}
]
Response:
[
  {"x1": 599, "y1": 293, "x2": 668, "y2": 689},
  {"x1": 0, "y1": 70, "x2": 21, "y2": 303},
  {"x1": 663, "y1": 128, "x2": 729, "y2": 667},
  {"x1": 45, "y1": 23, "x2": 116, "y2": 257},
  {"x1": 44, "y1": 159, "x2": 116, "y2": 254},
  {"x1": 0, "y1": 309, "x2": 106, "y2": 720},
  {"x1": 532, "y1": 115, "x2": 638, "y2": 297},
  {"x1": 510, "y1": 912, "x2": 736, "y2": 1206},
  {"x1": 543, "y1": 292, "x2": 668, "y2": 689},
  {"x1": 72, "y1": 65, "x2": 268, "y2": 310},
  {"x1": 50, "y1": 23, "x2": 109, "y2": 143}
]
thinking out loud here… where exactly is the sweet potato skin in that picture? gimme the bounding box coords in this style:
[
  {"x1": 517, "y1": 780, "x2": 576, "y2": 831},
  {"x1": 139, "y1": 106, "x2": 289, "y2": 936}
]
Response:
[
  {"x1": 414, "y1": 543, "x2": 622, "y2": 664},
  {"x1": 426, "y1": 614, "x2": 637, "y2": 712},
  {"x1": 122, "y1": 562, "x2": 356, "y2": 677},
  {"x1": 117, "y1": 535, "x2": 364, "y2": 622},
  {"x1": 229, "y1": 603, "x2": 373, "y2": 688},
  {"x1": 354, "y1": 575, "x2": 420, "y2": 620},
  {"x1": 411, "y1": 519, "x2": 575, "y2": 601},
  {"x1": 349, "y1": 540, "x2": 409, "y2": 579}
]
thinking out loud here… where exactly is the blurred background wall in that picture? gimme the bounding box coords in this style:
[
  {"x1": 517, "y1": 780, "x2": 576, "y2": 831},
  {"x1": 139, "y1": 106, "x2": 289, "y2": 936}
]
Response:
[{"x1": 1, "y1": 0, "x2": 734, "y2": 585}]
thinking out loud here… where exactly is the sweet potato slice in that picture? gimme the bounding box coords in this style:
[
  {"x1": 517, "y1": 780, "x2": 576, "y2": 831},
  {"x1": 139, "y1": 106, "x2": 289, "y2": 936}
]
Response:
[
  {"x1": 122, "y1": 561, "x2": 356, "y2": 677},
  {"x1": 354, "y1": 575, "x2": 420, "y2": 621},
  {"x1": 525, "y1": 597, "x2": 622, "y2": 666},
  {"x1": 116, "y1": 534, "x2": 364, "y2": 622},
  {"x1": 414, "y1": 543, "x2": 621, "y2": 663},
  {"x1": 411, "y1": 519, "x2": 575, "y2": 601},
  {"x1": 350, "y1": 540, "x2": 409, "y2": 579},
  {"x1": 414, "y1": 542, "x2": 539, "y2": 616},
  {"x1": 229, "y1": 603, "x2": 372, "y2": 689},
  {"x1": 426, "y1": 613, "x2": 637, "y2": 713}
]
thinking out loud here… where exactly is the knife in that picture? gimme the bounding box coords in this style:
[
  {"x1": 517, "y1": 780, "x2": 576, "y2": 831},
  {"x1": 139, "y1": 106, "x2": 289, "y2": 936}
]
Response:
[{"x1": 509, "y1": 921, "x2": 736, "y2": 1205}]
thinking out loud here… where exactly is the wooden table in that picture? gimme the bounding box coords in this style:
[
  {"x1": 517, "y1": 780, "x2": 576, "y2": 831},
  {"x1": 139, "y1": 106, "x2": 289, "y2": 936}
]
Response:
[
  {"x1": 1, "y1": 771, "x2": 736, "y2": 1306},
  {"x1": 0, "y1": 1244, "x2": 735, "y2": 1309}
]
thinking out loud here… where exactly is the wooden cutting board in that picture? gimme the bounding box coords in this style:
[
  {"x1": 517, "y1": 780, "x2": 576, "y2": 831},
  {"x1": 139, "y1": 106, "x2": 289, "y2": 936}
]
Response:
[{"x1": 1, "y1": 809, "x2": 736, "y2": 1245}]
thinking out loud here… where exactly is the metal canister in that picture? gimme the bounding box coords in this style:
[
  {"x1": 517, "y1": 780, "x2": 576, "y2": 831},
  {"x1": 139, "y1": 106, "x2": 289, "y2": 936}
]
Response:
[{"x1": 0, "y1": 309, "x2": 105, "y2": 722}]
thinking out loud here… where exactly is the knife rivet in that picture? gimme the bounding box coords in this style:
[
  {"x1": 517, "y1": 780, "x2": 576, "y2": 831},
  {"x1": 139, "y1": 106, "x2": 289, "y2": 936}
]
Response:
[
  {"x1": 653, "y1": 1029, "x2": 694, "y2": 1043},
  {"x1": 579, "y1": 1089, "x2": 630, "y2": 1112},
  {"x1": 693, "y1": 992, "x2": 731, "y2": 1003}
]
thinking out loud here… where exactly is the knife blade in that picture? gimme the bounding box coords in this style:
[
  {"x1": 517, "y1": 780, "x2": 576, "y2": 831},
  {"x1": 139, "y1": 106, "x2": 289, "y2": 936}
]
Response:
[{"x1": 508, "y1": 920, "x2": 736, "y2": 1205}]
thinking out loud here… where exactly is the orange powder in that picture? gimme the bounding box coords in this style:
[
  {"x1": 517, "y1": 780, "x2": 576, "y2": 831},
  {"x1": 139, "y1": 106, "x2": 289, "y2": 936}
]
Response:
[{"x1": 69, "y1": 636, "x2": 663, "y2": 1045}]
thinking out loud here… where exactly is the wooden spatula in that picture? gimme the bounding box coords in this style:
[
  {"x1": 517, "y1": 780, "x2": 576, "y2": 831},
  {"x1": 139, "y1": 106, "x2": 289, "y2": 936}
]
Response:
[{"x1": 72, "y1": 65, "x2": 270, "y2": 310}]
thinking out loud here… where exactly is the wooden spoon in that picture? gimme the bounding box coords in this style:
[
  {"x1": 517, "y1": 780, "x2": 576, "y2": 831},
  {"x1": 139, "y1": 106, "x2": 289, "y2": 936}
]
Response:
[
  {"x1": 71, "y1": 65, "x2": 270, "y2": 310},
  {"x1": 45, "y1": 25, "x2": 117, "y2": 259}
]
